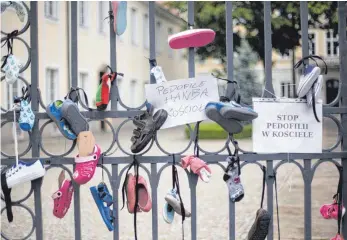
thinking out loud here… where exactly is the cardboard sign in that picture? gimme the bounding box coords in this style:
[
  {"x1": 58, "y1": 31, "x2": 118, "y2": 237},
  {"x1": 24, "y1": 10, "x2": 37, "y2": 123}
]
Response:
[
  {"x1": 145, "y1": 75, "x2": 219, "y2": 129},
  {"x1": 252, "y1": 98, "x2": 322, "y2": 153}
]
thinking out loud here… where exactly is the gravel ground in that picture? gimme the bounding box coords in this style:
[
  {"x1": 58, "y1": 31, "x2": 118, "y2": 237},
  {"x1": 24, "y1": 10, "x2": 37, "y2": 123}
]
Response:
[{"x1": 0, "y1": 119, "x2": 343, "y2": 240}]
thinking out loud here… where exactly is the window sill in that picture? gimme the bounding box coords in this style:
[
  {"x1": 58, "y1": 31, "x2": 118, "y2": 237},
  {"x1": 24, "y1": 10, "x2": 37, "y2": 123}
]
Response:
[{"x1": 79, "y1": 24, "x2": 89, "y2": 30}]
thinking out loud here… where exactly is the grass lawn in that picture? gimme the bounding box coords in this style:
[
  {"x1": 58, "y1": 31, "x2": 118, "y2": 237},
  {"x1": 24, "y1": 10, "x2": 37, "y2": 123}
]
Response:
[{"x1": 185, "y1": 122, "x2": 252, "y2": 139}]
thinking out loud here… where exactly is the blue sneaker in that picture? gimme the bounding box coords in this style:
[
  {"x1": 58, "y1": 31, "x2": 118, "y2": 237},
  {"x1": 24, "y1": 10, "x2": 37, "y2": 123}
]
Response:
[
  {"x1": 116, "y1": 1, "x2": 127, "y2": 36},
  {"x1": 297, "y1": 64, "x2": 321, "y2": 98},
  {"x1": 212, "y1": 97, "x2": 258, "y2": 121},
  {"x1": 90, "y1": 183, "x2": 114, "y2": 231},
  {"x1": 46, "y1": 100, "x2": 76, "y2": 140}
]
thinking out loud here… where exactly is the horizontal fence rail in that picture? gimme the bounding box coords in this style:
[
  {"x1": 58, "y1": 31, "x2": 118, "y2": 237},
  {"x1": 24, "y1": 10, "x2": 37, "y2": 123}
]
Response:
[{"x1": 1, "y1": 1, "x2": 347, "y2": 240}]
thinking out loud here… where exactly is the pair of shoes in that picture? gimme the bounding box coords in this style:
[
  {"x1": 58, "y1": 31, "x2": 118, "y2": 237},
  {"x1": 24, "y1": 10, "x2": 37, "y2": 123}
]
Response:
[
  {"x1": 223, "y1": 156, "x2": 244, "y2": 202},
  {"x1": 90, "y1": 182, "x2": 115, "y2": 231},
  {"x1": 46, "y1": 99, "x2": 89, "y2": 140},
  {"x1": 163, "y1": 189, "x2": 191, "y2": 224},
  {"x1": 125, "y1": 173, "x2": 152, "y2": 213},
  {"x1": 52, "y1": 170, "x2": 74, "y2": 219},
  {"x1": 205, "y1": 96, "x2": 258, "y2": 134},
  {"x1": 320, "y1": 200, "x2": 346, "y2": 220},
  {"x1": 247, "y1": 208, "x2": 271, "y2": 240},
  {"x1": 181, "y1": 155, "x2": 211, "y2": 183},
  {"x1": 130, "y1": 103, "x2": 168, "y2": 153},
  {"x1": 168, "y1": 29, "x2": 215, "y2": 49},
  {"x1": 111, "y1": 1, "x2": 127, "y2": 36}
]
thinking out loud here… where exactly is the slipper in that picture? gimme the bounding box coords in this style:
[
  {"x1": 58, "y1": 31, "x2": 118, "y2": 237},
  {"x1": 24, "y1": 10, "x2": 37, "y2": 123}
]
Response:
[
  {"x1": 90, "y1": 182, "x2": 114, "y2": 231},
  {"x1": 2, "y1": 54, "x2": 23, "y2": 84},
  {"x1": 181, "y1": 155, "x2": 212, "y2": 183},
  {"x1": 168, "y1": 29, "x2": 215, "y2": 49},
  {"x1": 52, "y1": 171, "x2": 74, "y2": 219},
  {"x1": 116, "y1": 1, "x2": 127, "y2": 36},
  {"x1": 205, "y1": 102, "x2": 243, "y2": 134},
  {"x1": 306, "y1": 75, "x2": 323, "y2": 107},
  {"x1": 95, "y1": 72, "x2": 119, "y2": 111},
  {"x1": 163, "y1": 202, "x2": 175, "y2": 224},
  {"x1": 164, "y1": 189, "x2": 191, "y2": 217},
  {"x1": 73, "y1": 144, "x2": 101, "y2": 185},
  {"x1": 125, "y1": 173, "x2": 137, "y2": 213},
  {"x1": 297, "y1": 65, "x2": 321, "y2": 98},
  {"x1": 247, "y1": 208, "x2": 271, "y2": 240},
  {"x1": 46, "y1": 100, "x2": 76, "y2": 140},
  {"x1": 61, "y1": 99, "x2": 89, "y2": 136},
  {"x1": 137, "y1": 175, "x2": 152, "y2": 212}
]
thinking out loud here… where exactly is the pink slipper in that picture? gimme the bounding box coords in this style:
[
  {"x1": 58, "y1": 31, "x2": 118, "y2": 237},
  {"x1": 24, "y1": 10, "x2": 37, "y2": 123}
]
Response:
[
  {"x1": 168, "y1": 29, "x2": 215, "y2": 49},
  {"x1": 73, "y1": 144, "x2": 101, "y2": 185},
  {"x1": 181, "y1": 155, "x2": 212, "y2": 182},
  {"x1": 52, "y1": 171, "x2": 74, "y2": 219},
  {"x1": 125, "y1": 173, "x2": 152, "y2": 213},
  {"x1": 320, "y1": 200, "x2": 346, "y2": 220},
  {"x1": 331, "y1": 234, "x2": 344, "y2": 240},
  {"x1": 111, "y1": 1, "x2": 119, "y2": 33}
]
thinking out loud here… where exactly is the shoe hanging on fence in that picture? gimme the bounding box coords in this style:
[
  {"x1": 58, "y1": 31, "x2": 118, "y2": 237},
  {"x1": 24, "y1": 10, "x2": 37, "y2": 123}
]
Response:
[
  {"x1": 114, "y1": 1, "x2": 127, "y2": 36},
  {"x1": 181, "y1": 155, "x2": 211, "y2": 183},
  {"x1": 168, "y1": 28, "x2": 215, "y2": 49},
  {"x1": 130, "y1": 103, "x2": 168, "y2": 153},
  {"x1": 1, "y1": 1, "x2": 26, "y2": 22},
  {"x1": 14, "y1": 85, "x2": 35, "y2": 132},
  {"x1": 52, "y1": 170, "x2": 74, "y2": 219},
  {"x1": 60, "y1": 99, "x2": 89, "y2": 136},
  {"x1": 164, "y1": 189, "x2": 191, "y2": 218},
  {"x1": 90, "y1": 182, "x2": 115, "y2": 231}
]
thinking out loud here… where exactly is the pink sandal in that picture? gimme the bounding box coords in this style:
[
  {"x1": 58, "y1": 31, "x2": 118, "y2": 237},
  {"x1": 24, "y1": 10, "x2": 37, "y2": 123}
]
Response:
[
  {"x1": 181, "y1": 155, "x2": 212, "y2": 182},
  {"x1": 168, "y1": 29, "x2": 215, "y2": 49},
  {"x1": 73, "y1": 144, "x2": 101, "y2": 184},
  {"x1": 52, "y1": 171, "x2": 74, "y2": 219},
  {"x1": 320, "y1": 200, "x2": 346, "y2": 220}
]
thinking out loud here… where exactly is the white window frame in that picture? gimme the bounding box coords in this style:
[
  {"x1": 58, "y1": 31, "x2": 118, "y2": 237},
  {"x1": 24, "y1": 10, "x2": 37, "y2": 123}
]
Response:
[
  {"x1": 168, "y1": 27, "x2": 174, "y2": 58},
  {"x1": 44, "y1": 1, "x2": 59, "y2": 21},
  {"x1": 308, "y1": 32, "x2": 316, "y2": 55},
  {"x1": 156, "y1": 21, "x2": 161, "y2": 54},
  {"x1": 79, "y1": 1, "x2": 88, "y2": 28},
  {"x1": 130, "y1": 80, "x2": 137, "y2": 106},
  {"x1": 98, "y1": 1, "x2": 108, "y2": 34},
  {"x1": 130, "y1": 8, "x2": 138, "y2": 46},
  {"x1": 325, "y1": 29, "x2": 339, "y2": 57},
  {"x1": 143, "y1": 14, "x2": 149, "y2": 49}
]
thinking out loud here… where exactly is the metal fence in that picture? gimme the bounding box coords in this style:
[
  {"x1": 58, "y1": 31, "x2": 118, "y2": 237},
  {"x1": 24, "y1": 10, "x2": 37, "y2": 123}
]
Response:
[{"x1": 1, "y1": 1, "x2": 347, "y2": 240}]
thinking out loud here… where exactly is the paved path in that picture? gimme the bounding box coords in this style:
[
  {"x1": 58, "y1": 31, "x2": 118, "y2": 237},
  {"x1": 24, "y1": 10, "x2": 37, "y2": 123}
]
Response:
[{"x1": 0, "y1": 122, "x2": 342, "y2": 240}]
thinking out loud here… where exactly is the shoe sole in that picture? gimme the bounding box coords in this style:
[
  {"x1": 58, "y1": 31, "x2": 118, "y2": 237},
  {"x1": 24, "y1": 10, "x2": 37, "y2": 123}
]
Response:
[
  {"x1": 46, "y1": 105, "x2": 75, "y2": 140},
  {"x1": 297, "y1": 67, "x2": 321, "y2": 98},
  {"x1": 163, "y1": 203, "x2": 174, "y2": 224},
  {"x1": 164, "y1": 194, "x2": 191, "y2": 217},
  {"x1": 220, "y1": 105, "x2": 258, "y2": 121},
  {"x1": 205, "y1": 106, "x2": 243, "y2": 134},
  {"x1": 168, "y1": 29, "x2": 215, "y2": 49},
  {"x1": 248, "y1": 209, "x2": 271, "y2": 240},
  {"x1": 61, "y1": 100, "x2": 89, "y2": 136},
  {"x1": 116, "y1": 1, "x2": 127, "y2": 36},
  {"x1": 306, "y1": 75, "x2": 323, "y2": 106},
  {"x1": 90, "y1": 186, "x2": 114, "y2": 231}
]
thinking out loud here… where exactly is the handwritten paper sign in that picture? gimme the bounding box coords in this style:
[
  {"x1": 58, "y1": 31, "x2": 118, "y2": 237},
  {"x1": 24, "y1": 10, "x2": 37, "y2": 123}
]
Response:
[
  {"x1": 145, "y1": 75, "x2": 219, "y2": 129},
  {"x1": 252, "y1": 98, "x2": 322, "y2": 153}
]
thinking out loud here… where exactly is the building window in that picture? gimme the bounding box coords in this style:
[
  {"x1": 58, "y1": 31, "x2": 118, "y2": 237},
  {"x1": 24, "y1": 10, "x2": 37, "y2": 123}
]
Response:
[
  {"x1": 308, "y1": 33, "x2": 316, "y2": 55},
  {"x1": 131, "y1": 8, "x2": 137, "y2": 45},
  {"x1": 280, "y1": 82, "x2": 294, "y2": 98},
  {"x1": 143, "y1": 14, "x2": 149, "y2": 49},
  {"x1": 46, "y1": 68, "x2": 59, "y2": 104},
  {"x1": 98, "y1": 2, "x2": 108, "y2": 34},
  {"x1": 168, "y1": 27, "x2": 173, "y2": 58},
  {"x1": 44, "y1": 1, "x2": 59, "y2": 20},
  {"x1": 156, "y1": 21, "x2": 161, "y2": 53},
  {"x1": 326, "y1": 29, "x2": 339, "y2": 57},
  {"x1": 130, "y1": 80, "x2": 136, "y2": 106},
  {"x1": 79, "y1": 1, "x2": 88, "y2": 28}
]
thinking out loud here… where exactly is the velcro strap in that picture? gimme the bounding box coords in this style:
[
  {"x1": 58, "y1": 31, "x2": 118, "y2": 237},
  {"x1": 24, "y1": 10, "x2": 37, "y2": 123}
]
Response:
[
  {"x1": 133, "y1": 129, "x2": 141, "y2": 138},
  {"x1": 131, "y1": 136, "x2": 137, "y2": 143},
  {"x1": 133, "y1": 119, "x2": 145, "y2": 129}
]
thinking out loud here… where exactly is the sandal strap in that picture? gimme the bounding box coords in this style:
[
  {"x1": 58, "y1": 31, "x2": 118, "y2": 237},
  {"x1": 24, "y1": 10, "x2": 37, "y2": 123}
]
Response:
[
  {"x1": 133, "y1": 129, "x2": 141, "y2": 138},
  {"x1": 133, "y1": 119, "x2": 146, "y2": 129}
]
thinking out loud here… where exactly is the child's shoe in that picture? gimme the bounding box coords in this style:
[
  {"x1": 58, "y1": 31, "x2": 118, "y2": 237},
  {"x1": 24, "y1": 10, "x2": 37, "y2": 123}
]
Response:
[
  {"x1": 73, "y1": 144, "x2": 101, "y2": 184},
  {"x1": 306, "y1": 75, "x2": 323, "y2": 107},
  {"x1": 168, "y1": 29, "x2": 215, "y2": 49},
  {"x1": 52, "y1": 170, "x2": 74, "y2": 219},
  {"x1": 2, "y1": 54, "x2": 23, "y2": 84},
  {"x1": 297, "y1": 64, "x2": 321, "y2": 98},
  {"x1": 116, "y1": 1, "x2": 127, "y2": 36},
  {"x1": 163, "y1": 202, "x2": 175, "y2": 224},
  {"x1": 125, "y1": 173, "x2": 152, "y2": 213},
  {"x1": 18, "y1": 99, "x2": 35, "y2": 131},
  {"x1": 320, "y1": 200, "x2": 346, "y2": 220},
  {"x1": 247, "y1": 208, "x2": 271, "y2": 240},
  {"x1": 90, "y1": 182, "x2": 114, "y2": 231},
  {"x1": 61, "y1": 99, "x2": 89, "y2": 136},
  {"x1": 223, "y1": 156, "x2": 244, "y2": 202},
  {"x1": 181, "y1": 155, "x2": 211, "y2": 183},
  {"x1": 164, "y1": 189, "x2": 191, "y2": 217}
]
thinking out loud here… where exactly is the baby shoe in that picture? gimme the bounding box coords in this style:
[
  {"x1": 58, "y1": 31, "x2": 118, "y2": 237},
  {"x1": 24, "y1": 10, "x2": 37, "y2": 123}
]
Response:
[
  {"x1": 320, "y1": 200, "x2": 346, "y2": 220},
  {"x1": 181, "y1": 155, "x2": 211, "y2": 183},
  {"x1": 223, "y1": 156, "x2": 244, "y2": 202},
  {"x1": 2, "y1": 54, "x2": 22, "y2": 84},
  {"x1": 73, "y1": 144, "x2": 101, "y2": 185},
  {"x1": 52, "y1": 170, "x2": 74, "y2": 219},
  {"x1": 18, "y1": 99, "x2": 35, "y2": 131},
  {"x1": 164, "y1": 189, "x2": 191, "y2": 217},
  {"x1": 168, "y1": 29, "x2": 215, "y2": 49}
]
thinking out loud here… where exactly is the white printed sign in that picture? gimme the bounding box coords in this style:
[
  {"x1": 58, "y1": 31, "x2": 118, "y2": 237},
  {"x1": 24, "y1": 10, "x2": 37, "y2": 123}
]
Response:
[
  {"x1": 145, "y1": 75, "x2": 219, "y2": 129},
  {"x1": 252, "y1": 98, "x2": 322, "y2": 153}
]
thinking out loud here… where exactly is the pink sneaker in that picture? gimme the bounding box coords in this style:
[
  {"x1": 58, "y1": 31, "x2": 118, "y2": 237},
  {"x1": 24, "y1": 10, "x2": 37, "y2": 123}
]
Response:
[
  {"x1": 168, "y1": 29, "x2": 215, "y2": 49},
  {"x1": 52, "y1": 171, "x2": 74, "y2": 219},
  {"x1": 125, "y1": 173, "x2": 152, "y2": 213},
  {"x1": 73, "y1": 144, "x2": 101, "y2": 185},
  {"x1": 331, "y1": 234, "x2": 344, "y2": 240},
  {"x1": 320, "y1": 200, "x2": 346, "y2": 220}
]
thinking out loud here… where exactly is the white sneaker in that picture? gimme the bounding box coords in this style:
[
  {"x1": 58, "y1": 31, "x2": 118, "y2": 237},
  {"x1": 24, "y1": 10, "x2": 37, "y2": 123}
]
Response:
[
  {"x1": 164, "y1": 189, "x2": 191, "y2": 217},
  {"x1": 5, "y1": 160, "x2": 45, "y2": 188}
]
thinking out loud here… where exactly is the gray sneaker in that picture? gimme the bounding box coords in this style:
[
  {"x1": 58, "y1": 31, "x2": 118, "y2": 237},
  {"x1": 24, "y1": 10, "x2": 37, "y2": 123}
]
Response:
[
  {"x1": 247, "y1": 208, "x2": 271, "y2": 240},
  {"x1": 223, "y1": 156, "x2": 244, "y2": 202},
  {"x1": 164, "y1": 189, "x2": 191, "y2": 217},
  {"x1": 61, "y1": 99, "x2": 89, "y2": 136}
]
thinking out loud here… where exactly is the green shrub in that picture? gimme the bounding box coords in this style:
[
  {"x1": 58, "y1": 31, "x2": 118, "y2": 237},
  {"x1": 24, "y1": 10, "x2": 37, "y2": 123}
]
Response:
[{"x1": 185, "y1": 122, "x2": 252, "y2": 140}]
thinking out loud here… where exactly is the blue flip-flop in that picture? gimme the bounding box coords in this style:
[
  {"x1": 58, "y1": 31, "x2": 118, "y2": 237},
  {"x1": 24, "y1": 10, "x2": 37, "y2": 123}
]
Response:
[
  {"x1": 90, "y1": 183, "x2": 114, "y2": 231},
  {"x1": 116, "y1": 1, "x2": 127, "y2": 36}
]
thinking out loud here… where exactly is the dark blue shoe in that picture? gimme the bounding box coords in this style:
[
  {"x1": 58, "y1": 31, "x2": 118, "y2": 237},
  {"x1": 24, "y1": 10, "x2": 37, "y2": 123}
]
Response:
[
  {"x1": 46, "y1": 100, "x2": 76, "y2": 140},
  {"x1": 90, "y1": 183, "x2": 114, "y2": 231}
]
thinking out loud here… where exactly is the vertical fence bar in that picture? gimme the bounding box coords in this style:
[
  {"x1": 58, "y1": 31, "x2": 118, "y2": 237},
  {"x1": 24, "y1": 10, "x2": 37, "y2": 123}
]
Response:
[
  {"x1": 109, "y1": 2, "x2": 118, "y2": 110},
  {"x1": 338, "y1": 1, "x2": 347, "y2": 236},
  {"x1": 149, "y1": 2, "x2": 156, "y2": 84},
  {"x1": 30, "y1": 2, "x2": 43, "y2": 240},
  {"x1": 266, "y1": 160, "x2": 274, "y2": 239},
  {"x1": 225, "y1": 2, "x2": 236, "y2": 239},
  {"x1": 70, "y1": 2, "x2": 81, "y2": 240},
  {"x1": 188, "y1": 1, "x2": 195, "y2": 78},
  {"x1": 112, "y1": 164, "x2": 119, "y2": 240},
  {"x1": 300, "y1": 3, "x2": 311, "y2": 239},
  {"x1": 263, "y1": 1, "x2": 275, "y2": 98},
  {"x1": 151, "y1": 164, "x2": 159, "y2": 240}
]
